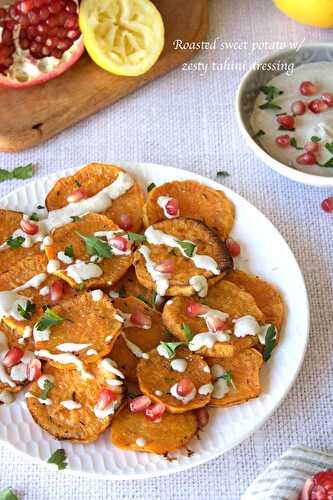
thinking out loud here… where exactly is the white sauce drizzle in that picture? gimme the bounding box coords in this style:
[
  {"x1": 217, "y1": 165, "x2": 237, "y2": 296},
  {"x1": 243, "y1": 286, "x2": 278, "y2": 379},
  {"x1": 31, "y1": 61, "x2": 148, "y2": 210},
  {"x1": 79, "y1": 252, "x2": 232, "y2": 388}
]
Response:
[
  {"x1": 86, "y1": 349, "x2": 98, "y2": 356},
  {"x1": 198, "y1": 383, "x2": 214, "y2": 395},
  {"x1": 66, "y1": 260, "x2": 103, "y2": 284},
  {"x1": 157, "y1": 196, "x2": 178, "y2": 219},
  {"x1": 60, "y1": 400, "x2": 82, "y2": 410},
  {"x1": 122, "y1": 332, "x2": 143, "y2": 358},
  {"x1": 35, "y1": 350, "x2": 93, "y2": 380},
  {"x1": 90, "y1": 289, "x2": 104, "y2": 301},
  {"x1": 157, "y1": 343, "x2": 173, "y2": 359},
  {"x1": 170, "y1": 383, "x2": 197, "y2": 404},
  {"x1": 25, "y1": 392, "x2": 52, "y2": 406},
  {"x1": 0, "y1": 292, "x2": 31, "y2": 321},
  {"x1": 135, "y1": 437, "x2": 146, "y2": 447},
  {"x1": 56, "y1": 343, "x2": 92, "y2": 353},
  {"x1": 233, "y1": 316, "x2": 260, "y2": 338},
  {"x1": 14, "y1": 273, "x2": 47, "y2": 292},
  {"x1": 170, "y1": 358, "x2": 187, "y2": 373},
  {"x1": 99, "y1": 358, "x2": 125, "y2": 379},
  {"x1": 39, "y1": 286, "x2": 50, "y2": 296},
  {"x1": 188, "y1": 331, "x2": 230, "y2": 352},
  {"x1": 138, "y1": 246, "x2": 169, "y2": 296},
  {"x1": 189, "y1": 275, "x2": 208, "y2": 298},
  {"x1": 211, "y1": 365, "x2": 229, "y2": 399},
  {"x1": 33, "y1": 325, "x2": 50, "y2": 342},
  {"x1": 57, "y1": 251, "x2": 73, "y2": 264},
  {"x1": 47, "y1": 260, "x2": 60, "y2": 274}
]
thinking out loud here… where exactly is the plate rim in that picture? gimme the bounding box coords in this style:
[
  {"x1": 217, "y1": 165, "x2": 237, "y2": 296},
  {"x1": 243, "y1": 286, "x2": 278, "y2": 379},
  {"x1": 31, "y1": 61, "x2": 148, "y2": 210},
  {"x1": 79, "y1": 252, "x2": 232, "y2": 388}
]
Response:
[{"x1": 0, "y1": 161, "x2": 310, "y2": 480}]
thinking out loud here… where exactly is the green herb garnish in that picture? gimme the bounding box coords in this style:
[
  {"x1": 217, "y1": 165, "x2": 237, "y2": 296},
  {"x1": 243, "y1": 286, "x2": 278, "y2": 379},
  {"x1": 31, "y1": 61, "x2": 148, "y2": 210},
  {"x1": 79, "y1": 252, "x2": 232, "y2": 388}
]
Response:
[
  {"x1": 318, "y1": 158, "x2": 333, "y2": 168},
  {"x1": 147, "y1": 182, "x2": 156, "y2": 192},
  {"x1": 0, "y1": 488, "x2": 18, "y2": 500},
  {"x1": 325, "y1": 141, "x2": 333, "y2": 155},
  {"x1": 0, "y1": 163, "x2": 34, "y2": 183},
  {"x1": 17, "y1": 300, "x2": 35, "y2": 320},
  {"x1": 137, "y1": 294, "x2": 151, "y2": 307},
  {"x1": 40, "y1": 379, "x2": 53, "y2": 400},
  {"x1": 259, "y1": 85, "x2": 283, "y2": 111},
  {"x1": 47, "y1": 449, "x2": 68, "y2": 470},
  {"x1": 290, "y1": 138, "x2": 303, "y2": 151},
  {"x1": 259, "y1": 102, "x2": 282, "y2": 110},
  {"x1": 168, "y1": 249, "x2": 177, "y2": 256},
  {"x1": 127, "y1": 232, "x2": 146, "y2": 242},
  {"x1": 278, "y1": 125, "x2": 295, "y2": 132},
  {"x1": 64, "y1": 245, "x2": 74, "y2": 259},
  {"x1": 30, "y1": 212, "x2": 39, "y2": 221},
  {"x1": 216, "y1": 170, "x2": 230, "y2": 177},
  {"x1": 182, "y1": 323, "x2": 193, "y2": 341},
  {"x1": 253, "y1": 129, "x2": 265, "y2": 139},
  {"x1": 221, "y1": 370, "x2": 237, "y2": 391},
  {"x1": 175, "y1": 239, "x2": 196, "y2": 257},
  {"x1": 137, "y1": 290, "x2": 157, "y2": 309},
  {"x1": 77, "y1": 233, "x2": 113, "y2": 258},
  {"x1": 70, "y1": 216, "x2": 80, "y2": 222},
  {"x1": 6, "y1": 236, "x2": 25, "y2": 249},
  {"x1": 75, "y1": 180, "x2": 81, "y2": 188},
  {"x1": 160, "y1": 341, "x2": 186, "y2": 358},
  {"x1": 78, "y1": 283, "x2": 86, "y2": 291},
  {"x1": 263, "y1": 324, "x2": 277, "y2": 362},
  {"x1": 36, "y1": 307, "x2": 65, "y2": 331},
  {"x1": 118, "y1": 285, "x2": 126, "y2": 298},
  {"x1": 311, "y1": 136, "x2": 321, "y2": 143}
]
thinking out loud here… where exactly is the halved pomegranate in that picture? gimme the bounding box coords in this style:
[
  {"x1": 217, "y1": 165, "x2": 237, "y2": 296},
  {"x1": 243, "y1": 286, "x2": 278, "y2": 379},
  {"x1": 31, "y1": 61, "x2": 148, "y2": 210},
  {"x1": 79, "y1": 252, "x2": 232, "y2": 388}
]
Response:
[{"x1": 0, "y1": 0, "x2": 84, "y2": 88}]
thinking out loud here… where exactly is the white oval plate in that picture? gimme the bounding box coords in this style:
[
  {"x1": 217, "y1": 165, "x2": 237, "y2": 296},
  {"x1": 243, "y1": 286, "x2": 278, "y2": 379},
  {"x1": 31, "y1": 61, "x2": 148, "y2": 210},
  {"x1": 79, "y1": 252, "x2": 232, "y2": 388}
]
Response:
[{"x1": 0, "y1": 162, "x2": 309, "y2": 479}]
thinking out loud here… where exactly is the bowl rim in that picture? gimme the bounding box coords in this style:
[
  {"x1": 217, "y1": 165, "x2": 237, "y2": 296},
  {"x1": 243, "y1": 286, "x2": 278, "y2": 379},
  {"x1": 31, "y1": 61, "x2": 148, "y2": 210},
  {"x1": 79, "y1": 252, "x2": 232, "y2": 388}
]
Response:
[{"x1": 236, "y1": 42, "x2": 333, "y2": 187}]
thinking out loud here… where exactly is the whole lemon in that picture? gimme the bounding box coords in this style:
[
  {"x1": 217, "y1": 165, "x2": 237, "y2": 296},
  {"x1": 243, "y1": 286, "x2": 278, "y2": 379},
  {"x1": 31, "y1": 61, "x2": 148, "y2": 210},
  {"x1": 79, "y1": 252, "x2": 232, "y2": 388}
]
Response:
[{"x1": 273, "y1": 0, "x2": 333, "y2": 28}]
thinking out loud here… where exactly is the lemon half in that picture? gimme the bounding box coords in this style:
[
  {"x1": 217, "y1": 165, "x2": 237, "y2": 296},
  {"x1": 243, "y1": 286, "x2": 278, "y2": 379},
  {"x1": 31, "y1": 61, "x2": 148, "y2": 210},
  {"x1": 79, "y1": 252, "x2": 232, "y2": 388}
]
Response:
[
  {"x1": 273, "y1": 0, "x2": 333, "y2": 28},
  {"x1": 79, "y1": 0, "x2": 165, "y2": 77}
]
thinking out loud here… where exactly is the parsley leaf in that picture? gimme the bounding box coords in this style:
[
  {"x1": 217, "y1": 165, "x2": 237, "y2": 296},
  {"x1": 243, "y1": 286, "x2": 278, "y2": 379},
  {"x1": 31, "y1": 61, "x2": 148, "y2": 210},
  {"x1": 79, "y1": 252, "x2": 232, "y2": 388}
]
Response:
[
  {"x1": 279, "y1": 125, "x2": 295, "y2": 132},
  {"x1": 30, "y1": 212, "x2": 39, "y2": 221},
  {"x1": 70, "y1": 216, "x2": 80, "y2": 222},
  {"x1": 13, "y1": 163, "x2": 34, "y2": 179},
  {"x1": 160, "y1": 341, "x2": 186, "y2": 358},
  {"x1": 325, "y1": 141, "x2": 333, "y2": 155},
  {"x1": 259, "y1": 102, "x2": 282, "y2": 110},
  {"x1": 168, "y1": 249, "x2": 177, "y2": 256},
  {"x1": 290, "y1": 138, "x2": 303, "y2": 151},
  {"x1": 6, "y1": 236, "x2": 25, "y2": 249},
  {"x1": 0, "y1": 488, "x2": 18, "y2": 500},
  {"x1": 137, "y1": 290, "x2": 157, "y2": 310},
  {"x1": 260, "y1": 85, "x2": 284, "y2": 101},
  {"x1": 311, "y1": 136, "x2": 321, "y2": 143},
  {"x1": 127, "y1": 232, "x2": 146, "y2": 242},
  {"x1": 253, "y1": 129, "x2": 265, "y2": 139},
  {"x1": 118, "y1": 285, "x2": 126, "y2": 298},
  {"x1": 175, "y1": 239, "x2": 196, "y2": 257},
  {"x1": 147, "y1": 182, "x2": 156, "y2": 192},
  {"x1": 36, "y1": 307, "x2": 65, "y2": 331},
  {"x1": 64, "y1": 245, "x2": 74, "y2": 259},
  {"x1": 263, "y1": 324, "x2": 277, "y2": 362},
  {"x1": 39, "y1": 379, "x2": 53, "y2": 400},
  {"x1": 216, "y1": 170, "x2": 230, "y2": 177},
  {"x1": 47, "y1": 449, "x2": 68, "y2": 470},
  {"x1": 137, "y1": 294, "x2": 151, "y2": 307},
  {"x1": 77, "y1": 233, "x2": 113, "y2": 258},
  {"x1": 17, "y1": 300, "x2": 35, "y2": 320},
  {"x1": 75, "y1": 180, "x2": 81, "y2": 188},
  {"x1": 221, "y1": 370, "x2": 237, "y2": 391},
  {"x1": 182, "y1": 323, "x2": 193, "y2": 341}
]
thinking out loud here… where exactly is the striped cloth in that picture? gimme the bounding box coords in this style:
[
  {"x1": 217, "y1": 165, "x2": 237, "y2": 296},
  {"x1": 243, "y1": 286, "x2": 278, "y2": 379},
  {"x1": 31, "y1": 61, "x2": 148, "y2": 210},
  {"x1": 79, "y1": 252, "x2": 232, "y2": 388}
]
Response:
[{"x1": 242, "y1": 446, "x2": 333, "y2": 500}]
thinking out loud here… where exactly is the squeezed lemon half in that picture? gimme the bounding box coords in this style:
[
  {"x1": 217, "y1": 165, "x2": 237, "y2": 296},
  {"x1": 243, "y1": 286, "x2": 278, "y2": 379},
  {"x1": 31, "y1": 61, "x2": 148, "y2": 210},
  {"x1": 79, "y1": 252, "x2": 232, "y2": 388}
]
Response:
[
  {"x1": 79, "y1": 0, "x2": 165, "y2": 76},
  {"x1": 273, "y1": 0, "x2": 333, "y2": 28}
]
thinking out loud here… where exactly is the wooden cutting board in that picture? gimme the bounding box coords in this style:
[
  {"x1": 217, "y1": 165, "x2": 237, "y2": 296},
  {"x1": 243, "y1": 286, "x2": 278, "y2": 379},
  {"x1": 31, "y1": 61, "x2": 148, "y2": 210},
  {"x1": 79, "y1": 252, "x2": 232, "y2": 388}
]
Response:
[{"x1": 0, "y1": 0, "x2": 208, "y2": 152}]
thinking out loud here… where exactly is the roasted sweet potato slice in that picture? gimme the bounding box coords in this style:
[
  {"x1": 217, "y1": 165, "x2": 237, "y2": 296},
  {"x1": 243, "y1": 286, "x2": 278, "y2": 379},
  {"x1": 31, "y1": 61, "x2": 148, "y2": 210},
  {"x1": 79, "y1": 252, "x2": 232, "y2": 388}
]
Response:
[
  {"x1": 111, "y1": 405, "x2": 198, "y2": 454},
  {"x1": 111, "y1": 297, "x2": 165, "y2": 382},
  {"x1": 225, "y1": 270, "x2": 284, "y2": 332},
  {"x1": 134, "y1": 218, "x2": 232, "y2": 297},
  {"x1": 143, "y1": 180, "x2": 235, "y2": 239},
  {"x1": 137, "y1": 347, "x2": 212, "y2": 413},
  {"x1": 26, "y1": 361, "x2": 123, "y2": 443},
  {"x1": 44, "y1": 213, "x2": 132, "y2": 289},
  {"x1": 0, "y1": 209, "x2": 41, "y2": 275},
  {"x1": 207, "y1": 349, "x2": 263, "y2": 407},
  {"x1": 162, "y1": 280, "x2": 264, "y2": 357},
  {"x1": 108, "y1": 266, "x2": 149, "y2": 300},
  {"x1": 35, "y1": 291, "x2": 122, "y2": 370},
  {"x1": 0, "y1": 253, "x2": 77, "y2": 335},
  {"x1": 45, "y1": 163, "x2": 144, "y2": 232}
]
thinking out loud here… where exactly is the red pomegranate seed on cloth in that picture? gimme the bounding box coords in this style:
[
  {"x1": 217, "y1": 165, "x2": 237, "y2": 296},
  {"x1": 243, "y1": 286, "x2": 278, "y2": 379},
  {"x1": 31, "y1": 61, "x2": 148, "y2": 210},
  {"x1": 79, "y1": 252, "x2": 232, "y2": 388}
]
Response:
[{"x1": 321, "y1": 197, "x2": 333, "y2": 213}]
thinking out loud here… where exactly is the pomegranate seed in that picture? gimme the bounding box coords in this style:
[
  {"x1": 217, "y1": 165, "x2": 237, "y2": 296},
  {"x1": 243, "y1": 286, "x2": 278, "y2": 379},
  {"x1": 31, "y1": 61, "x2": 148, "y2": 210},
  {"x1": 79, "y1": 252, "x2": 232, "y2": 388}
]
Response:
[
  {"x1": 144, "y1": 402, "x2": 166, "y2": 422},
  {"x1": 28, "y1": 9, "x2": 40, "y2": 24},
  {"x1": 226, "y1": 237, "x2": 241, "y2": 257},
  {"x1": 5, "y1": 19, "x2": 16, "y2": 31},
  {"x1": 26, "y1": 358, "x2": 42, "y2": 381},
  {"x1": 45, "y1": 35, "x2": 58, "y2": 48},
  {"x1": 206, "y1": 315, "x2": 226, "y2": 333},
  {"x1": 296, "y1": 152, "x2": 317, "y2": 166},
  {"x1": 64, "y1": 13, "x2": 76, "y2": 29},
  {"x1": 0, "y1": 46, "x2": 14, "y2": 58},
  {"x1": 57, "y1": 38, "x2": 72, "y2": 51},
  {"x1": 321, "y1": 197, "x2": 333, "y2": 213},
  {"x1": 96, "y1": 388, "x2": 117, "y2": 410},
  {"x1": 176, "y1": 379, "x2": 195, "y2": 397},
  {"x1": 2, "y1": 347, "x2": 24, "y2": 368},
  {"x1": 48, "y1": 0, "x2": 64, "y2": 14},
  {"x1": 66, "y1": 29, "x2": 80, "y2": 40},
  {"x1": 56, "y1": 27, "x2": 67, "y2": 38},
  {"x1": 322, "y1": 92, "x2": 333, "y2": 107},
  {"x1": 41, "y1": 45, "x2": 51, "y2": 56},
  {"x1": 27, "y1": 25, "x2": 38, "y2": 40},
  {"x1": 49, "y1": 280, "x2": 64, "y2": 303},
  {"x1": 119, "y1": 213, "x2": 133, "y2": 231},
  {"x1": 195, "y1": 407, "x2": 209, "y2": 429},
  {"x1": 67, "y1": 187, "x2": 87, "y2": 203},
  {"x1": 130, "y1": 311, "x2": 152, "y2": 329},
  {"x1": 154, "y1": 259, "x2": 175, "y2": 274},
  {"x1": 20, "y1": 38, "x2": 30, "y2": 50},
  {"x1": 39, "y1": 7, "x2": 49, "y2": 20},
  {"x1": 310, "y1": 470, "x2": 333, "y2": 498},
  {"x1": 0, "y1": 8, "x2": 7, "y2": 18},
  {"x1": 129, "y1": 395, "x2": 151, "y2": 413},
  {"x1": 1, "y1": 29, "x2": 13, "y2": 46},
  {"x1": 291, "y1": 100, "x2": 306, "y2": 116},
  {"x1": 20, "y1": 218, "x2": 39, "y2": 235},
  {"x1": 300, "y1": 81, "x2": 318, "y2": 96},
  {"x1": 277, "y1": 115, "x2": 295, "y2": 130},
  {"x1": 308, "y1": 99, "x2": 328, "y2": 114},
  {"x1": 165, "y1": 198, "x2": 179, "y2": 217},
  {"x1": 37, "y1": 22, "x2": 47, "y2": 34},
  {"x1": 46, "y1": 14, "x2": 58, "y2": 27},
  {"x1": 65, "y1": 1, "x2": 77, "y2": 13},
  {"x1": 275, "y1": 134, "x2": 291, "y2": 148},
  {"x1": 304, "y1": 141, "x2": 320, "y2": 154},
  {"x1": 186, "y1": 302, "x2": 209, "y2": 317},
  {"x1": 9, "y1": 5, "x2": 19, "y2": 20},
  {"x1": 51, "y1": 48, "x2": 62, "y2": 58},
  {"x1": 109, "y1": 236, "x2": 128, "y2": 253}
]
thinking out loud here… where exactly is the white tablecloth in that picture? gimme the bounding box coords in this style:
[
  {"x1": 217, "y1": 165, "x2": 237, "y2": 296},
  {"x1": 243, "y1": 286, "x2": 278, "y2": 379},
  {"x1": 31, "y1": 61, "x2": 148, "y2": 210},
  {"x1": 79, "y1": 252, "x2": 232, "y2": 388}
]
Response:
[{"x1": 0, "y1": 0, "x2": 332, "y2": 498}]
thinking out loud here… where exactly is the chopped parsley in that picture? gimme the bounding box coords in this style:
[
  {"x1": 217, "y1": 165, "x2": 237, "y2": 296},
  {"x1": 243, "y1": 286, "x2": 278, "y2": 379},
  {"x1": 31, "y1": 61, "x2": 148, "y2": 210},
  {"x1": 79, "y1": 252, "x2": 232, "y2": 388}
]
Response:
[
  {"x1": 253, "y1": 129, "x2": 265, "y2": 139},
  {"x1": 182, "y1": 323, "x2": 193, "y2": 341},
  {"x1": 311, "y1": 136, "x2": 321, "y2": 143},
  {"x1": 127, "y1": 232, "x2": 146, "y2": 242},
  {"x1": 263, "y1": 324, "x2": 277, "y2": 362},
  {"x1": 40, "y1": 379, "x2": 53, "y2": 400},
  {"x1": 77, "y1": 233, "x2": 113, "y2": 258},
  {"x1": 259, "y1": 102, "x2": 282, "y2": 110},
  {"x1": 325, "y1": 141, "x2": 333, "y2": 155},
  {"x1": 118, "y1": 285, "x2": 127, "y2": 298},
  {"x1": 36, "y1": 307, "x2": 65, "y2": 331},
  {"x1": 160, "y1": 341, "x2": 186, "y2": 358},
  {"x1": 47, "y1": 448, "x2": 68, "y2": 470},
  {"x1": 174, "y1": 239, "x2": 196, "y2": 257},
  {"x1": 221, "y1": 370, "x2": 237, "y2": 391},
  {"x1": 0, "y1": 163, "x2": 34, "y2": 183},
  {"x1": 64, "y1": 245, "x2": 74, "y2": 259},
  {"x1": 137, "y1": 290, "x2": 157, "y2": 309},
  {"x1": 259, "y1": 85, "x2": 283, "y2": 111},
  {"x1": 290, "y1": 138, "x2": 303, "y2": 151},
  {"x1": 6, "y1": 236, "x2": 25, "y2": 249},
  {"x1": 0, "y1": 488, "x2": 18, "y2": 500},
  {"x1": 216, "y1": 170, "x2": 230, "y2": 177},
  {"x1": 70, "y1": 215, "x2": 80, "y2": 222},
  {"x1": 317, "y1": 142, "x2": 333, "y2": 167},
  {"x1": 75, "y1": 180, "x2": 81, "y2": 188},
  {"x1": 30, "y1": 212, "x2": 39, "y2": 221},
  {"x1": 168, "y1": 249, "x2": 177, "y2": 256},
  {"x1": 278, "y1": 125, "x2": 295, "y2": 132},
  {"x1": 17, "y1": 300, "x2": 35, "y2": 320},
  {"x1": 147, "y1": 182, "x2": 156, "y2": 192}
]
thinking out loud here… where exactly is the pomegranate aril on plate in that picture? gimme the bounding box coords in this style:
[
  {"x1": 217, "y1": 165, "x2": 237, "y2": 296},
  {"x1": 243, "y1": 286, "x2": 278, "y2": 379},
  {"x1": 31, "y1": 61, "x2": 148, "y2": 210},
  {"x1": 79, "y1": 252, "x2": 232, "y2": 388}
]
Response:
[
  {"x1": 296, "y1": 152, "x2": 317, "y2": 166},
  {"x1": 26, "y1": 358, "x2": 42, "y2": 381},
  {"x1": 144, "y1": 402, "x2": 166, "y2": 422},
  {"x1": 20, "y1": 218, "x2": 39, "y2": 235},
  {"x1": 129, "y1": 395, "x2": 151, "y2": 413},
  {"x1": 130, "y1": 311, "x2": 152, "y2": 329},
  {"x1": 304, "y1": 141, "x2": 320, "y2": 154},
  {"x1": 96, "y1": 388, "x2": 117, "y2": 410},
  {"x1": 275, "y1": 134, "x2": 291, "y2": 148},
  {"x1": 226, "y1": 237, "x2": 241, "y2": 258},
  {"x1": 206, "y1": 315, "x2": 226, "y2": 333},
  {"x1": 67, "y1": 187, "x2": 87, "y2": 203},
  {"x1": 300, "y1": 81, "x2": 318, "y2": 97},
  {"x1": 154, "y1": 259, "x2": 175, "y2": 274},
  {"x1": 277, "y1": 115, "x2": 295, "y2": 130},
  {"x1": 2, "y1": 347, "x2": 24, "y2": 368},
  {"x1": 119, "y1": 213, "x2": 133, "y2": 231},
  {"x1": 308, "y1": 99, "x2": 328, "y2": 114},
  {"x1": 186, "y1": 302, "x2": 209, "y2": 317},
  {"x1": 176, "y1": 379, "x2": 195, "y2": 397},
  {"x1": 165, "y1": 198, "x2": 179, "y2": 217},
  {"x1": 195, "y1": 407, "x2": 209, "y2": 428},
  {"x1": 321, "y1": 197, "x2": 333, "y2": 213},
  {"x1": 109, "y1": 236, "x2": 128, "y2": 252},
  {"x1": 291, "y1": 100, "x2": 306, "y2": 116},
  {"x1": 322, "y1": 92, "x2": 333, "y2": 107},
  {"x1": 49, "y1": 279, "x2": 64, "y2": 303}
]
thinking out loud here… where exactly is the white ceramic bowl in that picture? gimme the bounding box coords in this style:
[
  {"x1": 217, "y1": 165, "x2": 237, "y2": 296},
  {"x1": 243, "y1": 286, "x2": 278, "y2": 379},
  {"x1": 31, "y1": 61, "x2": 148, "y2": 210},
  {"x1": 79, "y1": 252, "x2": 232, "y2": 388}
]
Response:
[{"x1": 236, "y1": 43, "x2": 333, "y2": 187}]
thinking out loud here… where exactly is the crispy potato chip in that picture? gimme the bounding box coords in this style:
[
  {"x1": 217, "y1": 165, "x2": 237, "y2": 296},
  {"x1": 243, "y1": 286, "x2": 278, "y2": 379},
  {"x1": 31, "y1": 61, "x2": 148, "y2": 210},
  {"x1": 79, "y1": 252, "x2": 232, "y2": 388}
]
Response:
[
  {"x1": 111, "y1": 405, "x2": 198, "y2": 454},
  {"x1": 45, "y1": 163, "x2": 144, "y2": 232},
  {"x1": 137, "y1": 347, "x2": 212, "y2": 413},
  {"x1": 44, "y1": 213, "x2": 132, "y2": 289},
  {"x1": 27, "y1": 361, "x2": 123, "y2": 443},
  {"x1": 134, "y1": 218, "x2": 232, "y2": 297},
  {"x1": 225, "y1": 270, "x2": 284, "y2": 332},
  {"x1": 0, "y1": 209, "x2": 41, "y2": 275},
  {"x1": 35, "y1": 291, "x2": 122, "y2": 369},
  {"x1": 143, "y1": 180, "x2": 235, "y2": 239},
  {"x1": 0, "y1": 253, "x2": 78, "y2": 335},
  {"x1": 207, "y1": 349, "x2": 263, "y2": 407},
  {"x1": 111, "y1": 297, "x2": 165, "y2": 382},
  {"x1": 162, "y1": 280, "x2": 265, "y2": 357}
]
